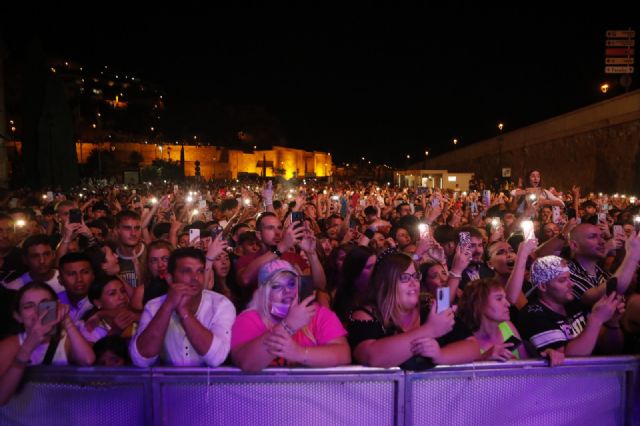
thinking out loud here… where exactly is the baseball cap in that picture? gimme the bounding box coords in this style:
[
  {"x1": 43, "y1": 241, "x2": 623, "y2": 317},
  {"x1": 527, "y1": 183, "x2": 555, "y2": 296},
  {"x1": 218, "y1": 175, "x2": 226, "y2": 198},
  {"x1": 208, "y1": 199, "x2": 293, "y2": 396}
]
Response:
[{"x1": 258, "y1": 259, "x2": 299, "y2": 286}]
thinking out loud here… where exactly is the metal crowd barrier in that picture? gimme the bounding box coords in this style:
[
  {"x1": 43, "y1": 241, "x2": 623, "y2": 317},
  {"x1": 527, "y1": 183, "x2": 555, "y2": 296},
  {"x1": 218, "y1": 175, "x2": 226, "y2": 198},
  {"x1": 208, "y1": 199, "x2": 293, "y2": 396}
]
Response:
[{"x1": 0, "y1": 356, "x2": 637, "y2": 426}]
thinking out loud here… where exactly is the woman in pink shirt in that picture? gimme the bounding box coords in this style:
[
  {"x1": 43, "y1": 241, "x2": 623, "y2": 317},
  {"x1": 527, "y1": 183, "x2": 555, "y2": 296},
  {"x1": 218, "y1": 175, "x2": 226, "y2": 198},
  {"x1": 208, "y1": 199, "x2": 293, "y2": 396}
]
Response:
[{"x1": 231, "y1": 259, "x2": 350, "y2": 372}]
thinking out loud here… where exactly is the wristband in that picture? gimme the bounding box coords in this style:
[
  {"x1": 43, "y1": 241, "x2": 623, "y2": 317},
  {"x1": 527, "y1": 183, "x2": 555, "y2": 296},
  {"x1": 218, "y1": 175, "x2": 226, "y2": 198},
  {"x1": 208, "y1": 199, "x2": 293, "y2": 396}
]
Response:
[
  {"x1": 205, "y1": 256, "x2": 216, "y2": 262},
  {"x1": 280, "y1": 319, "x2": 295, "y2": 335},
  {"x1": 448, "y1": 271, "x2": 462, "y2": 279},
  {"x1": 603, "y1": 322, "x2": 620, "y2": 330}
]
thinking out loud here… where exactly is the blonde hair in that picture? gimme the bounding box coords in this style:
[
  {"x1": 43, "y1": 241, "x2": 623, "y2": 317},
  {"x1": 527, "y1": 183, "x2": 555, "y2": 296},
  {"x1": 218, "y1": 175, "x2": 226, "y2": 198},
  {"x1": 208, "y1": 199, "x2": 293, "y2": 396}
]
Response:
[{"x1": 248, "y1": 271, "x2": 297, "y2": 325}]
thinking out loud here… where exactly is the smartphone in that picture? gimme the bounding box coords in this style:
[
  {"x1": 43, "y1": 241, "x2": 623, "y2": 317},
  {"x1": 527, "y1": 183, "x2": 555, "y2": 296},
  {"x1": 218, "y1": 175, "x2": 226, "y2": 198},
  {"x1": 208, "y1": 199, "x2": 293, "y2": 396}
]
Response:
[
  {"x1": 499, "y1": 321, "x2": 521, "y2": 347},
  {"x1": 483, "y1": 190, "x2": 491, "y2": 207},
  {"x1": 470, "y1": 201, "x2": 478, "y2": 214},
  {"x1": 552, "y1": 207, "x2": 561, "y2": 224},
  {"x1": 173, "y1": 185, "x2": 179, "y2": 194},
  {"x1": 69, "y1": 208, "x2": 82, "y2": 224},
  {"x1": 291, "y1": 211, "x2": 304, "y2": 226},
  {"x1": 521, "y1": 220, "x2": 535, "y2": 241},
  {"x1": 418, "y1": 223, "x2": 429, "y2": 239},
  {"x1": 606, "y1": 277, "x2": 618, "y2": 296},
  {"x1": 38, "y1": 300, "x2": 57, "y2": 325},
  {"x1": 132, "y1": 189, "x2": 136, "y2": 195},
  {"x1": 436, "y1": 287, "x2": 450, "y2": 313},
  {"x1": 210, "y1": 225, "x2": 223, "y2": 239},
  {"x1": 597, "y1": 212, "x2": 607, "y2": 223},
  {"x1": 459, "y1": 231, "x2": 471, "y2": 248},
  {"x1": 430, "y1": 197, "x2": 440, "y2": 208},
  {"x1": 364, "y1": 228, "x2": 375, "y2": 239},
  {"x1": 613, "y1": 225, "x2": 624, "y2": 240},
  {"x1": 298, "y1": 276, "x2": 315, "y2": 305},
  {"x1": 199, "y1": 200, "x2": 207, "y2": 209},
  {"x1": 46, "y1": 191, "x2": 54, "y2": 202},
  {"x1": 634, "y1": 216, "x2": 640, "y2": 233},
  {"x1": 189, "y1": 228, "x2": 200, "y2": 245}
]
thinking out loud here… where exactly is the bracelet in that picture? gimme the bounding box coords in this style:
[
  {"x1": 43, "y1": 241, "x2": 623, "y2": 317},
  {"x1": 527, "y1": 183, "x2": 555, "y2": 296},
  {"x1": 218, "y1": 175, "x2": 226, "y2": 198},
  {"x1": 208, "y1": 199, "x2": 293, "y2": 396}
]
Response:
[
  {"x1": 280, "y1": 319, "x2": 295, "y2": 336},
  {"x1": 205, "y1": 256, "x2": 216, "y2": 262},
  {"x1": 448, "y1": 271, "x2": 462, "y2": 279},
  {"x1": 603, "y1": 322, "x2": 620, "y2": 330}
]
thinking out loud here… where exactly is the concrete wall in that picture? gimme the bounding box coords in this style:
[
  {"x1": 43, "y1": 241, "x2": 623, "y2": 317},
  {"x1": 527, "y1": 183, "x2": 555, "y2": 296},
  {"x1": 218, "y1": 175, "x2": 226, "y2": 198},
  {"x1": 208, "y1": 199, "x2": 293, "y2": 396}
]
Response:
[{"x1": 423, "y1": 90, "x2": 640, "y2": 193}]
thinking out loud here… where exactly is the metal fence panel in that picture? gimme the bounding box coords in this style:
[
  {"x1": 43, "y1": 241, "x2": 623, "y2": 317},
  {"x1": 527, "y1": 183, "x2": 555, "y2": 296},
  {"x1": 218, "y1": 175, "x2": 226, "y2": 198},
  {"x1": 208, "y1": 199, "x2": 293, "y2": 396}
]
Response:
[{"x1": 154, "y1": 368, "x2": 403, "y2": 426}]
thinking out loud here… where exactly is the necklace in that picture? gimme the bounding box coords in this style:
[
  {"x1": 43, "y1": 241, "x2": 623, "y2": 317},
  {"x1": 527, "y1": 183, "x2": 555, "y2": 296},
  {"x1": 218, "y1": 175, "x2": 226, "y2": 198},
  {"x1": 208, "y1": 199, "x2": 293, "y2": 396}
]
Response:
[{"x1": 116, "y1": 244, "x2": 145, "y2": 260}]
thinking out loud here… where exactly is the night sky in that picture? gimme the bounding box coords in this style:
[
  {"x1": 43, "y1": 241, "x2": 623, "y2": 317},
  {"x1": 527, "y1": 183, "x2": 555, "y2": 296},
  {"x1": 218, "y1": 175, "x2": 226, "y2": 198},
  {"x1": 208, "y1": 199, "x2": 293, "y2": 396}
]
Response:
[{"x1": 3, "y1": 6, "x2": 637, "y2": 166}]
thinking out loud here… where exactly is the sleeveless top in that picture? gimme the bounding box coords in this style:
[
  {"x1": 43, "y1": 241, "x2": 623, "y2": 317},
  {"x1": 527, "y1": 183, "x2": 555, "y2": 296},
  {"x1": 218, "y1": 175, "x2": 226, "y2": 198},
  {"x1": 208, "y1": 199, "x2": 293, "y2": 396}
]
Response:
[{"x1": 18, "y1": 332, "x2": 69, "y2": 365}]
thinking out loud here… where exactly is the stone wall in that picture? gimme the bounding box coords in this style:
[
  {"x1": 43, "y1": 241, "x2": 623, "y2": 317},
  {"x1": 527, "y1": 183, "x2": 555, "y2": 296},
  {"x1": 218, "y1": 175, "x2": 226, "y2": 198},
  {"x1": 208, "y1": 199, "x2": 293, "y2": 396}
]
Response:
[{"x1": 423, "y1": 90, "x2": 640, "y2": 193}]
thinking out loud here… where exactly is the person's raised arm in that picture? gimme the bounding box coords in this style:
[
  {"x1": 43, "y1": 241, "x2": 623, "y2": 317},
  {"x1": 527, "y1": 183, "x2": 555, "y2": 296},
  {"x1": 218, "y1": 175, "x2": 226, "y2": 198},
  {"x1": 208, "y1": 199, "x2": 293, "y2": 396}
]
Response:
[
  {"x1": 237, "y1": 222, "x2": 304, "y2": 287},
  {"x1": 299, "y1": 224, "x2": 326, "y2": 290},
  {"x1": 506, "y1": 239, "x2": 537, "y2": 308},
  {"x1": 565, "y1": 293, "x2": 617, "y2": 356}
]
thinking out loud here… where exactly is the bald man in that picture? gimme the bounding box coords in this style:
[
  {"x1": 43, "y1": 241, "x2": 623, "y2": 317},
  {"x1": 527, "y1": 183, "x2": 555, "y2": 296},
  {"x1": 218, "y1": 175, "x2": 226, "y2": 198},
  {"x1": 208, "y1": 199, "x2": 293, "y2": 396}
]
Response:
[{"x1": 568, "y1": 223, "x2": 640, "y2": 306}]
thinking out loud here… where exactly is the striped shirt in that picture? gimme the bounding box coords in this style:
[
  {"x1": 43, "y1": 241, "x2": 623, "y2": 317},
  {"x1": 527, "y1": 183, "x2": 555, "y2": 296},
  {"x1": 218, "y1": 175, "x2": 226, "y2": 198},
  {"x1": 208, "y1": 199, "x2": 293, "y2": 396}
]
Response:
[{"x1": 567, "y1": 259, "x2": 609, "y2": 300}]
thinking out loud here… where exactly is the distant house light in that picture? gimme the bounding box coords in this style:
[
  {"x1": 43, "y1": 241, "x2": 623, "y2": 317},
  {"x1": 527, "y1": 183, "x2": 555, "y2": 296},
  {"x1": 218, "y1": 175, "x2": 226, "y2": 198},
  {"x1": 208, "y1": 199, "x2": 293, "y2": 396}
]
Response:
[{"x1": 448, "y1": 176, "x2": 457, "y2": 182}]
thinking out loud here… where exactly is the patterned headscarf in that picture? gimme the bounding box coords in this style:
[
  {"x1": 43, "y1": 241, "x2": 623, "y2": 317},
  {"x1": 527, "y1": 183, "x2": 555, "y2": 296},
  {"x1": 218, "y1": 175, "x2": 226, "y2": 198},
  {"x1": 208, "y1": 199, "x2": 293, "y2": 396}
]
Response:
[{"x1": 526, "y1": 255, "x2": 569, "y2": 297}]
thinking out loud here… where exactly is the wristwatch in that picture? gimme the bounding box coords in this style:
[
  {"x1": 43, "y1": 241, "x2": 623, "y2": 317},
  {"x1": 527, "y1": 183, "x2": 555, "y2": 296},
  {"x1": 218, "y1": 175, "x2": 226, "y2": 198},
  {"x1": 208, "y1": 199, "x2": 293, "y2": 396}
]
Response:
[{"x1": 271, "y1": 247, "x2": 283, "y2": 257}]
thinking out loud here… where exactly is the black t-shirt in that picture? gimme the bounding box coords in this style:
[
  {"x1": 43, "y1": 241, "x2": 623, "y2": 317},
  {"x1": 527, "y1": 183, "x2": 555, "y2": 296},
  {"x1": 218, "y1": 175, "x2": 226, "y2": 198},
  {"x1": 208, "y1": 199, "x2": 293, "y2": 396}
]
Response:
[
  {"x1": 143, "y1": 277, "x2": 168, "y2": 306},
  {"x1": 347, "y1": 303, "x2": 471, "y2": 371},
  {"x1": 0, "y1": 247, "x2": 26, "y2": 286},
  {"x1": 459, "y1": 263, "x2": 495, "y2": 290},
  {"x1": 516, "y1": 298, "x2": 588, "y2": 352}
]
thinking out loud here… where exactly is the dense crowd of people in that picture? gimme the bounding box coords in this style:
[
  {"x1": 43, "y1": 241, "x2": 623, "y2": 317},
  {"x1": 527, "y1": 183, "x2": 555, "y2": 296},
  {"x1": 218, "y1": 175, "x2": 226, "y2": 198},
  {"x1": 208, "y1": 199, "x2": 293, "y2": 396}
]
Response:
[{"x1": 0, "y1": 169, "x2": 639, "y2": 404}]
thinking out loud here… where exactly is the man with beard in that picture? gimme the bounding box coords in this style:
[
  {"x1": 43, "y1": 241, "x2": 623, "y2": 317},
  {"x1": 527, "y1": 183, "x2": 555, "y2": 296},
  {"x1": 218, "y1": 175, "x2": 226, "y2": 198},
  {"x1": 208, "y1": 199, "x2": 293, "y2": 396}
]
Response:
[
  {"x1": 5, "y1": 235, "x2": 63, "y2": 293},
  {"x1": 114, "y1": 211, "x2": 145, "y2": 289},
  {"x1": 518, "y1": 255, "x2": 624, "y2": 366},
  {"x1": 130, "y1": 248, "x2": 236, "y2": 367},
  {"x1": 236, "y1": 212, "x2": 308, "y2": 290},
  {"x1": 568, "y1": 223, "x2": 640, "y2": 306},
  {"x1": 456, "y1": 226, "x2": 494, "y2": 289}
]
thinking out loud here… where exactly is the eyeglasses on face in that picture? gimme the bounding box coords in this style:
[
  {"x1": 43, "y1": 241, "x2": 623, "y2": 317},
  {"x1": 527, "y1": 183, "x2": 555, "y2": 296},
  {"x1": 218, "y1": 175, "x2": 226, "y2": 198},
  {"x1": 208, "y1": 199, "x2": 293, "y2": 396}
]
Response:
[{"x1": 398, "y1": 271, "x2": 421, "y2": 283}]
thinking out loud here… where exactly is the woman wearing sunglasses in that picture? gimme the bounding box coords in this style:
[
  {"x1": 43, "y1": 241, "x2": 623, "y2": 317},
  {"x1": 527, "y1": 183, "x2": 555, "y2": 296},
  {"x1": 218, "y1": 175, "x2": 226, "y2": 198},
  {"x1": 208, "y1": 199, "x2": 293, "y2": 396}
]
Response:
[{"x1": 348, "y1": 252, "x2": 479, "y2": 370}]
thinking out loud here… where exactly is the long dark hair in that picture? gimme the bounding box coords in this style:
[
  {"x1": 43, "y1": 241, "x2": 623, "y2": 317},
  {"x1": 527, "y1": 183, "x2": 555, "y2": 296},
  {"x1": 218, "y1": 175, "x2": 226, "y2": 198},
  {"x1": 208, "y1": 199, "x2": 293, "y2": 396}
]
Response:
[{"x1": 332, "y1": 245, "x2": 375, "y2": 322}]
